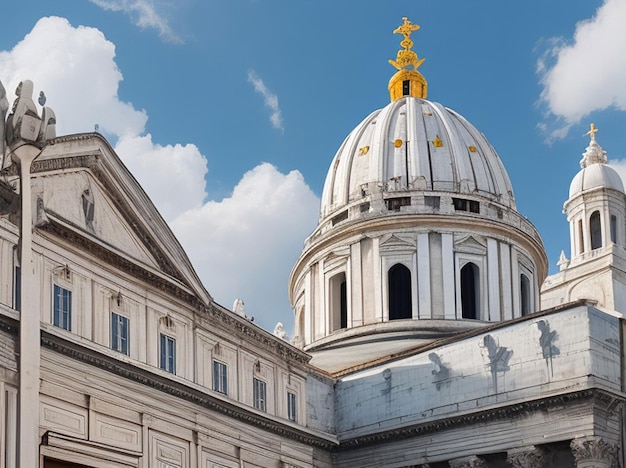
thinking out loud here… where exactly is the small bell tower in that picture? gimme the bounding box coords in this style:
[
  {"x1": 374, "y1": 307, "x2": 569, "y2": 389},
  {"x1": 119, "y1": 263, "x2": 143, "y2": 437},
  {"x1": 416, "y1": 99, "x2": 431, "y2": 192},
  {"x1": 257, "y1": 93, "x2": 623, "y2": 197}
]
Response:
[{"x1": 542, "y1": 124, "x2": 626, "y2": 313}]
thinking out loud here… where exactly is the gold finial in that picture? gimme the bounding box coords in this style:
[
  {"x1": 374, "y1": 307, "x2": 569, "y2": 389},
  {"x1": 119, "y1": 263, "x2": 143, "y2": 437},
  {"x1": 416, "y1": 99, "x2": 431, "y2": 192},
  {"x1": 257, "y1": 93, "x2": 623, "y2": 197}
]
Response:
[
  {"x1": 388, "y1": 17, "x2": 427, "y2": 102},
  {"x1": 389, "y1": 17, "x2": 425, "y2": 71},
  {"x1": 585, "y1": 123, "x2": 598, "y2": 142}
]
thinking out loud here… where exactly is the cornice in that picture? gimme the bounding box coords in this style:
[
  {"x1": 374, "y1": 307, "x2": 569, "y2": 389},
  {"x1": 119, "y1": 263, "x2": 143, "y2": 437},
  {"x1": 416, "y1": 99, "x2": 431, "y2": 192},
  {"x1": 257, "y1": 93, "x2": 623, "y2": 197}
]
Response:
[
  {"x1": 38, "y1": 220, "x2": 310, "y2": 367},
  {"x1": 337, "y1": 388, "x2": 614, "y2": 451},
  {"x1": 40, "y1": 331, "x2": 330, "y2": 448}
]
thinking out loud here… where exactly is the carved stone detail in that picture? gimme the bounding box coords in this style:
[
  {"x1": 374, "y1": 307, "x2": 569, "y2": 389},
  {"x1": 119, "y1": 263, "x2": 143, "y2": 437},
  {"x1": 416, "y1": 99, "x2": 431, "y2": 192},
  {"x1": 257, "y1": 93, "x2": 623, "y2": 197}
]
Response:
[
  {"x1": 571, "y1": 437, "x2": 619, "y2": 468},
  {"x1": 507, "y1": 446, "x2": 545, "y2": 468},
  {"x1": 448, "y1": 455, "x2": 487, "y2": 468}
]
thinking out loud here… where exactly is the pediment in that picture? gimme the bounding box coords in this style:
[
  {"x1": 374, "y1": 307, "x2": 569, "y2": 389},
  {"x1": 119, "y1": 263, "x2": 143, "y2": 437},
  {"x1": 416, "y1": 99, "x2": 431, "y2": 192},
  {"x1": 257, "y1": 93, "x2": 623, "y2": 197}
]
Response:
[
  {"x1": 454, "y1": 235, "x2": 487, "y2": 255},
  {"x1": 379, "y1": 233, "x2": 416, "y2": 253},
  {"x1": 324, "y1": 247, "x2": 351, "y2": 272},
  {"x1": 35, "y1": 170, "x2": 162, "y2": 270}
]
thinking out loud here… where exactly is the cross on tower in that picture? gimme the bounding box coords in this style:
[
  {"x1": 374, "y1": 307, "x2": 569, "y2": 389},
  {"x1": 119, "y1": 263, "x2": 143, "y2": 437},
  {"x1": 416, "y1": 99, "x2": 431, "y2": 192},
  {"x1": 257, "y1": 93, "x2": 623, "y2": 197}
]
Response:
[{"x1": 585, "y1": 123, "x2": 598, "y2": 142}]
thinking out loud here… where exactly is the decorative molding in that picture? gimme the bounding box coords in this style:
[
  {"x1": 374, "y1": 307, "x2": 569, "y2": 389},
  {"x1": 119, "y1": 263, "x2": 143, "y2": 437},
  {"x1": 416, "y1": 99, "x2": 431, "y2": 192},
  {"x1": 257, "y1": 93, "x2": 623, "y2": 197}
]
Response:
[
  {"x1": 570, "y1": 436, "x2": 619, "y2": 468},
  {"x1": 40, "y1": 332, "x2": 328, "y2": 449},
  {"x1": 338, "y1": 389, "x2": 610, "y2": 450},
  {"x1": 37, "y1": 217, "x2": 308, "y2": 366},
  {"x1": 506, "y1": 446, "x2": 545, "y2": 468}
]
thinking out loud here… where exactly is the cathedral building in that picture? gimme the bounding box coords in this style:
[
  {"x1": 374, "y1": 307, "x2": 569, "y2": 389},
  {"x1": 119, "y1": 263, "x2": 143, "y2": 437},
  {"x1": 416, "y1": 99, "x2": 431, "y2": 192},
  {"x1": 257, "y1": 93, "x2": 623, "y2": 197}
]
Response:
[{"x1": 0, "y1": 17, "x2": 624, "y2": 468}]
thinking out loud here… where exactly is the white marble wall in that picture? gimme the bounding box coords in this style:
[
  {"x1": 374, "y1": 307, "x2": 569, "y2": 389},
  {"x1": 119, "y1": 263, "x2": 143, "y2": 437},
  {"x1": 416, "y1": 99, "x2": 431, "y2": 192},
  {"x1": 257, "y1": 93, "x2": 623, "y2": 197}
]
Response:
[{"x1": 334, "y1": 305, "x2": 620, "y2": 438}]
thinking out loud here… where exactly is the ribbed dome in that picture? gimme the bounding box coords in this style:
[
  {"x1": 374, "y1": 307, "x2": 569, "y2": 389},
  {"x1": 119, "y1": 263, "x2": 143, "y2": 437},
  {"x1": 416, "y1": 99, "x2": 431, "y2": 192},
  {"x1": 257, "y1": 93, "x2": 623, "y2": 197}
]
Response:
[
  {"x1": 569, "y1": 164, "x2": 624, "y2": 198},
  {"x1": 320, "y1": 97, "x2": 515, "y2": 219}
]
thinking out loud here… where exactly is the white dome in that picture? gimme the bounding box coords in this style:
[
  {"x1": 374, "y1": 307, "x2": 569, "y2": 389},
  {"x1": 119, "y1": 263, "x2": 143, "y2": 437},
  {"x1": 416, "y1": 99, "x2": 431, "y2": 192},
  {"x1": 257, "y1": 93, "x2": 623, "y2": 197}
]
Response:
[
  {"x1": 320, "y1": 97, "x2": 515, "y2": 219},
  {"x1": 569, "y1": 164, "x2": 624, "y2": 198}
]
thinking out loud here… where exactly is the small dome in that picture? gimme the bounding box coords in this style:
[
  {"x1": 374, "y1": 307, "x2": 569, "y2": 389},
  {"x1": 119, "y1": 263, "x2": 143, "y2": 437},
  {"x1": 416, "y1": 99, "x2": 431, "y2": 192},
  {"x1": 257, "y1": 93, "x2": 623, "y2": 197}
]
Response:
[
  {"x1": 320, "y1": 97, "x2": 515, "y2": 219},
  {"x1": 569, "y1": 164, "x2": 624, "y2": 197}
]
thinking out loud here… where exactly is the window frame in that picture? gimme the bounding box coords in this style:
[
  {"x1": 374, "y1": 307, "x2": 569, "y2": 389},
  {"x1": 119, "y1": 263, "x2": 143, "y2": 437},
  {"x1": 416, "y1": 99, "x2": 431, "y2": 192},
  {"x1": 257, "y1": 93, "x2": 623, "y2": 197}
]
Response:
[
  {"x1": 287, "y1": 391, "x2": 297, "y2": 422},
  {"x1": 159, "y1": 333, "x2": 176, "y2": 374},
  {"x1": 111, "y1": 312, "x2": 130, "y2": 355},
  {"x1": 53, "y1": 284, "x2": 72, "y2": 331},
  {"x1": 253, "y1": 377, "x2": 267, "y2": 412},
  {"x1": 212, "y1": 359, "x2": 228, "y2": 395}
]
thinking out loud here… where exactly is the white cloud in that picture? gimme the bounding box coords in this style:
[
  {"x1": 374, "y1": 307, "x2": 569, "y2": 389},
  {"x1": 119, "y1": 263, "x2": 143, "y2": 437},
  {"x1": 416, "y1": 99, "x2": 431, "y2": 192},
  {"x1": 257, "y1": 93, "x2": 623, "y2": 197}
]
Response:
[
  {"x1": 0, "y1": 16, "x2": 147, "y2": 138},
  {"x1": 609, "y1": 159, "x2": 626, "y2": 186},
  {"x1": 0, "y1": 16, "x2": 319, "y2": 333},
  {"x1": 115, "y1": 134, "x2": 208, "y2": 221},
  {"x1": 89, "y1": 0, "x2": 182, "y2": 44},
  {"x1": 247, "y1": 69, "x2": 284, "y2": 132},
  {"x1": 170, "y1": 163, "x2": 319, "y2": 331},
  {"x1": 537, "y1": 0, "x2": 626, "y2": 140}
]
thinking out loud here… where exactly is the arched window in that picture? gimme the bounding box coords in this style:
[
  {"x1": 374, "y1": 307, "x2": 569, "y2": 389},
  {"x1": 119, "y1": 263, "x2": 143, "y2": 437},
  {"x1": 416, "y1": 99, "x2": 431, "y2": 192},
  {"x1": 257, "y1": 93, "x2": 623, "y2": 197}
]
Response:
[
  {"x1": 610, "y1": 214, "x2": 617, "y2": 244},
  {"x1": 329, "y1": 272, "x2": 347, "y2": 331},
  {"x1": 590, "y1": 211, "x2": 602, "y2": 250},
  {"x1": 388, "y1": 264, "x2": 412, "y2": 320},
  {"x1": 461, "y1": 263, "x2": 479, "y2": 319},
  {"x1": 520, "y1": 274, "x2": 531, "y2": 316}
]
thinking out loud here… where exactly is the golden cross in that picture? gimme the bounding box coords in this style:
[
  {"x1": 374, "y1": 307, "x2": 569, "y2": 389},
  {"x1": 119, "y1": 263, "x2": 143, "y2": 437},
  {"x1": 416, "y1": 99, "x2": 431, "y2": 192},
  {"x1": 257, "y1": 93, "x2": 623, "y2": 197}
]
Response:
[
  {"x1": 393, "y1": 17, "x2": 420, "y2": 43},
  {"x1": 585, "y1": 123, "x2": 598, "y2": 142}
]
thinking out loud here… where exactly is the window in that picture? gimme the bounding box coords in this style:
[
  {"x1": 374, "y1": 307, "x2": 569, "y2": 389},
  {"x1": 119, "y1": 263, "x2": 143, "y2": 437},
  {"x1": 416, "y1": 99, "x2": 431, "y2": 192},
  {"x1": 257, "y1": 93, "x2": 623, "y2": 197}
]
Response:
[
  {"x1": 330, "y1": 272, "x2": 347, "y2": 331},
  {"x1": 386, "y1": 196, "x2": 411, "y2": 211},
  {"x1": 424, "y1": 196, "x2": 440, "y2": 210},
  {"x1": 590, "y1": 211, "x2": 602, "y2": 250},
  {"x1": 159, "y1": 333, "x2": 176, "y2": 374},
  {"x1": 610, "y1": 214, "x2": 617, "y2": 244},
  {"x1": 520, "y1": 274, "x2": 531, "y2": 316},
  {"x1": 402, "y1": 79, "x2": 410, "y2": 96},
  {"x1": 331, "y1": 210, "x2": 348, "y2": 226},
  {"x1": 213, "y1": 360, "x2": 228, "y2": 395},
  {"x1": 253, "y1": 378, "x2": 267, "y2": 412},
  {"x1": 287, "y1": 391, "x2": 297, "y2": 422},
  {"x1": 460, "y1": 263, "x2": 479, "y2": 320},
  {"x1": 453, "y1": 198, "x2": 479, "y2": 213},
  {"x1": 111, "y1": 312, "x2": 129, "y2": 355},
  {"x1": 53, "y1": 285, "x2": 71, "y2": 331},
  {"x1": 388, "y1": 264, "x2": 412, "y2": 320},
  {"x1": 14, "y1": 266, "x2": 20, "y2": 312}
]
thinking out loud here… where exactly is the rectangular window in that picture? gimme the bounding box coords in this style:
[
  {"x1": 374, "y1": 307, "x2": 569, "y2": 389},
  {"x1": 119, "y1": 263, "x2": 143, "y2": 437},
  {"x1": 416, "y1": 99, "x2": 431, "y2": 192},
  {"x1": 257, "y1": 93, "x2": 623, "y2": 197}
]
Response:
[
  {"x1": 213, "y1": 360, "x2": 228, "y2": 395},
  {"x1": 253, "y1": 378, "x2": 267, "y2": 412},
  {"x1": 424, "y1": 196, "x2": 440, "y2": 210},
  {"x1": 53, "y1": 285, "x2": 71, "y2": 331},
  {"x1": 14, "y1": 266, "x2": 20, "y2": 312},
  {"x1": 159, "y1": 333, "x2": 176, "y2": 374},
  {"x1": 111, "y1": 312, "x2": 130, "y2": 355},
  {"x1": 385, "y1": 196, "x2": 411, "y2": 211},
  {"x1": 287, "y1": 391, "x2": 297, "y2": 422}
]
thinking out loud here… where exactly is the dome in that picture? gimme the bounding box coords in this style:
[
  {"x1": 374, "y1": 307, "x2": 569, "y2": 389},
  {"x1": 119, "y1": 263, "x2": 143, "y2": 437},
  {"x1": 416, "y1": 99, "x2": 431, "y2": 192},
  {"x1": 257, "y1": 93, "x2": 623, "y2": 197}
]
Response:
[
  {"x1": 320, "y1": 97, "x2": 515, "y2": 220},
  {"x1": 569, "y1": 164, "x2": 624, "y2": 198},
  {"x1": 289, "y1": 17, "x2": 548, "y2": 371}
]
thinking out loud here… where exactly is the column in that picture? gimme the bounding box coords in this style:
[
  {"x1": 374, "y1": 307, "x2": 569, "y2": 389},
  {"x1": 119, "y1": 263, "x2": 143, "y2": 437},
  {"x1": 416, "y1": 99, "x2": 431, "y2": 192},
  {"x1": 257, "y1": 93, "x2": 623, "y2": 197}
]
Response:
[
  {"x1": 570, "y1": 436, "x2": 619, "y2": 468},
  {"x1": 507, "y1": 446, "x2": 546, "y2": 468}
]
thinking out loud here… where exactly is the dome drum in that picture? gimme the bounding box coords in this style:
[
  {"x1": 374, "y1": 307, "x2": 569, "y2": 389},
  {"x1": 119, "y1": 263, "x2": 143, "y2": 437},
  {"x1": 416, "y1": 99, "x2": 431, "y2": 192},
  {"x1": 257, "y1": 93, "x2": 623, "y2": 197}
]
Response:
[{"x1": 291, "y1": 43, "x2": 547, "y2": 368}]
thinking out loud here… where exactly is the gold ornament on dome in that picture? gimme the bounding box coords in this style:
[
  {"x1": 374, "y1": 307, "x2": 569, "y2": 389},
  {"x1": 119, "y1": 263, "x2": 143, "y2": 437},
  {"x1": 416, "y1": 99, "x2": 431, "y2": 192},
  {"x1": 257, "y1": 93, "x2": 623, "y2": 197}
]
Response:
[
  {"x1": 388, "y1": 17, "x2": 428, "y2": 102},
  {"x1": 388, "y1": 17, "x2": 425, "y2": 71}
]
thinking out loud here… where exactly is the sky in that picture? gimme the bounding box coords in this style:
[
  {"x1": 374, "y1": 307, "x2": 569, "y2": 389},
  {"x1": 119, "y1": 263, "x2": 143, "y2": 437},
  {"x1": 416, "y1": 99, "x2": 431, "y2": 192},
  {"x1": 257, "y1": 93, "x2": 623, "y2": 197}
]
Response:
[{"x1": 2, "y1": 0, "x2": 626, "y2": 334}]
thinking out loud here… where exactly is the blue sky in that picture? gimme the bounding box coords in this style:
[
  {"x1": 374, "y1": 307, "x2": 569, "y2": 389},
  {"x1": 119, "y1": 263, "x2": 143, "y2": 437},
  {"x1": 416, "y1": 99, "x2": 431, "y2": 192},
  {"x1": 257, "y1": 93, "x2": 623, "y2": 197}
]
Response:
[{"x1": 2, "y1": 0, "x2": 626, "y2": 333}]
